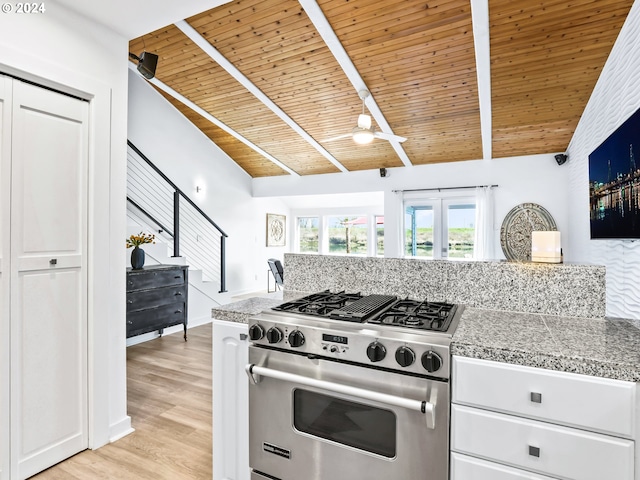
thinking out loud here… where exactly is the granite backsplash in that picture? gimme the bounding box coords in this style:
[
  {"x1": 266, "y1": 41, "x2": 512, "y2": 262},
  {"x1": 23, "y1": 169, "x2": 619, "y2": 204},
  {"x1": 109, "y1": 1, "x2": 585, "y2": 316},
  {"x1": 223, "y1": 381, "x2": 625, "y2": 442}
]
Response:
[{"x1": 283, "y1": 254, "x2": 606, "y2": 318}]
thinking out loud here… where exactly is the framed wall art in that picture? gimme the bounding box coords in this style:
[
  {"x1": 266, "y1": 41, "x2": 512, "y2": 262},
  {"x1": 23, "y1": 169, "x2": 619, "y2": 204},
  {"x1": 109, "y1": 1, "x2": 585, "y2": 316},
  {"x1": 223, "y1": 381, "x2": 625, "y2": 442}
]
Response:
[
  {"x1": 266, "y1": 213, "x2": 286, "y2": 247},
  {"x1": 588, "y1": 106, "x2": 640, "y2": 239}
]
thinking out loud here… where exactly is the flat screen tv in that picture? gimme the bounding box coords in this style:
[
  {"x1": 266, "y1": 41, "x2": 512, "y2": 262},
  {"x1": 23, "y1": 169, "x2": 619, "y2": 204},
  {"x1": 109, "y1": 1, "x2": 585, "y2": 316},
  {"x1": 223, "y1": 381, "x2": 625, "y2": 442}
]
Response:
[{"x1": 589, "y1": 107, "x2": 640, "y2": 239}]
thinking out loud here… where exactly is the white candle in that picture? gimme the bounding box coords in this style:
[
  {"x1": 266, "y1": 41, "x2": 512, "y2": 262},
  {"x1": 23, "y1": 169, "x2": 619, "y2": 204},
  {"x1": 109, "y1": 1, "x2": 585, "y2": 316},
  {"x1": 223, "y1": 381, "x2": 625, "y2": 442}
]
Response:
[{"x1": 531, "y1": 231, "x2": 562, "y2": 263}]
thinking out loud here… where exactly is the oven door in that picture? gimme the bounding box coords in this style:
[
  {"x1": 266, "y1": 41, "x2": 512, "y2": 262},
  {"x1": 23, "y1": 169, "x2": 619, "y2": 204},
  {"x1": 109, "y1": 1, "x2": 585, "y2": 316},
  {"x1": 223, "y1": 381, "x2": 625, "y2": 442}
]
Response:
[{"x1": 247, "y1": 346, "x2": 449, "y2": 480}]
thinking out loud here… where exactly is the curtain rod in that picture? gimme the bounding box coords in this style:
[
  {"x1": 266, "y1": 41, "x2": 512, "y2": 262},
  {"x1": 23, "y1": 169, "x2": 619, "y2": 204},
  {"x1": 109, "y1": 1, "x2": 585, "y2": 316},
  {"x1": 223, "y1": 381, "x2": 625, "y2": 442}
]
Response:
[{"x1": 392, "y1": 184, "x2": 498, "y2": 194}]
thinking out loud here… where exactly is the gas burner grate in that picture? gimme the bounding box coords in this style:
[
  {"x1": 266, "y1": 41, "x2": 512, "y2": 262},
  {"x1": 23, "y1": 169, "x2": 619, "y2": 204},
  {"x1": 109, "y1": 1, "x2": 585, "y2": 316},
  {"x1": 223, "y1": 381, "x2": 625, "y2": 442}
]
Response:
[
  {"x1": 370, "y1": 300, "x2": 458, "y2": 332},
  {"x1": 272, "y1": 290, "x2": 365, "y2": 318}
]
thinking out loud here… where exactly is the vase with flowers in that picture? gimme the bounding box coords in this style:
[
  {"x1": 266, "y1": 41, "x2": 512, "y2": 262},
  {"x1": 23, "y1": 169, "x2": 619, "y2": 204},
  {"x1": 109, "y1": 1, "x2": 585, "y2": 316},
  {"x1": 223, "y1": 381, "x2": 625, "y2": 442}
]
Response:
[{"x1": 126, "y1": 232, "x2": 156, "y2": 269}]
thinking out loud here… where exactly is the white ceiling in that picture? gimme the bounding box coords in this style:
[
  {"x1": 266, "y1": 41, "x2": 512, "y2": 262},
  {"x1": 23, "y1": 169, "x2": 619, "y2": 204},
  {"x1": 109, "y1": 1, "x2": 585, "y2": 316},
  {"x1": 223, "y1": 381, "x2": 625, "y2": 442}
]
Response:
[{"x1": 52, "y1": 0, "x2": 232, "y2": 39}]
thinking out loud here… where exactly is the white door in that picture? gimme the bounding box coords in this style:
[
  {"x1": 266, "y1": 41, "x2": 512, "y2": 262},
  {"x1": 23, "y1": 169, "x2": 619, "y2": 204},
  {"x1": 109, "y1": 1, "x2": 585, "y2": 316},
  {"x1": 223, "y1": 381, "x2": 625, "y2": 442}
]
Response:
[
  {"x1": 0, "y1": 75, "x2": 12, "y2": 480},
  {"x1": 9, "y1": 80, "x2": 89, "y2": 480}
]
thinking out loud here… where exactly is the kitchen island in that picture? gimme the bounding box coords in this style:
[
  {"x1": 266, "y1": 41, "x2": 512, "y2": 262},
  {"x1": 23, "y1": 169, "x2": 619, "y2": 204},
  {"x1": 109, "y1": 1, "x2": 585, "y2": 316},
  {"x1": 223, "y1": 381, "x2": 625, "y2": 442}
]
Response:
[
  {"x1": 213, "y1": 296, "x2": 640, "y2": 480},
  {"x1": 212, "y1": 255, "x2": 640, "y2": 480}
]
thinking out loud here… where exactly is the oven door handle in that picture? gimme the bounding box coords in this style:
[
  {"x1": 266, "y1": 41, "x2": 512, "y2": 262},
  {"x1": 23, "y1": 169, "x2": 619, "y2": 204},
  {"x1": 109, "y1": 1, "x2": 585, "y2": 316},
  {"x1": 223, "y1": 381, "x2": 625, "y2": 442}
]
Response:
[{"x1": 246, "y1": 363, "x2": 436, "y2": 429}]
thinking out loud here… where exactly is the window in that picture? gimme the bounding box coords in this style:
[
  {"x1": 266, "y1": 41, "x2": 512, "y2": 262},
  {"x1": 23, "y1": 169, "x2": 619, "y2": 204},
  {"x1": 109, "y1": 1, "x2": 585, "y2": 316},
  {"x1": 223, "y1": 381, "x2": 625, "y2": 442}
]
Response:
[
  {"x1": 297, "y1": 216, "x2": 319, "y2": 253},
  {"x1": 295, "y1": 213, "x2": 381, "y2": 256},
  {"x1": 327, "y1": 216, "x2": 368, "y2": 254},
  {"x1": 405, "y1": 206, "x2": 434, "y2": 257},
  {"x1": 375, "y1": 215, "x2": 385, "y2": 256},
  {"x1": 446, "y1": 203, "x2": 476, "y2": 259},
  {"x1": 405, "y1": 197, "x2": 476, "y2": 259}
]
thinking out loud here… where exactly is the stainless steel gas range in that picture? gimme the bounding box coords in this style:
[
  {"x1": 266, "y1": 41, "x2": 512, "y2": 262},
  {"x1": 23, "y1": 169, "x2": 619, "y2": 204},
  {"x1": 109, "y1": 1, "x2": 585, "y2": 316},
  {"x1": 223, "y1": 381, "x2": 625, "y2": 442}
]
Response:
[{"x1": 246, "y1": 290, "x2": 463, "y2": 480}]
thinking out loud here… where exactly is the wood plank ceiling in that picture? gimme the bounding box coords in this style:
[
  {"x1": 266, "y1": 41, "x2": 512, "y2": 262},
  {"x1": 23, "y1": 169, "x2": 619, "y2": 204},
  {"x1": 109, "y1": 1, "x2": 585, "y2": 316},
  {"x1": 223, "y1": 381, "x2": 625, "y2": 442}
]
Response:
[{"x1": 129, "y1": 0, "x2": 634, "y2": 178}]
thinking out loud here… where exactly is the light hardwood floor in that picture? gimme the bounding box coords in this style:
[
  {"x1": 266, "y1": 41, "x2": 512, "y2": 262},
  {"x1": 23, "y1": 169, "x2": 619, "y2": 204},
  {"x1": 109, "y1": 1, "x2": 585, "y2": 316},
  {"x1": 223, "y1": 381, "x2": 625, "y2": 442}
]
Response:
[{"x1": 32, "y1": 323, "x2": 212, "y2": 480}]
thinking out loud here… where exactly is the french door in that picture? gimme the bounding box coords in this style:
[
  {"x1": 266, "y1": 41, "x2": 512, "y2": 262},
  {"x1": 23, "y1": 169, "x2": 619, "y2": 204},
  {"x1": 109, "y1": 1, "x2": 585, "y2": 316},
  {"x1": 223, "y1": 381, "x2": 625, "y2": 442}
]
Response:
[{"x1": 2, "y1": 75, "x2": 89, "y2": 480}]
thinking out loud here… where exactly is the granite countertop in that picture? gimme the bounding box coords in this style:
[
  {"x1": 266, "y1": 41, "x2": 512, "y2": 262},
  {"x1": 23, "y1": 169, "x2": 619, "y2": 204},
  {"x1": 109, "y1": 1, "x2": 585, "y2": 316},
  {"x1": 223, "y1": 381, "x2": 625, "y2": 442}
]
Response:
[
  {"x1": 452, "y1": 307, "x2": 640, "y2": 382},
  {"x1": 211, "y1": 296, "x2": 283, "y2": 323},
  {"x1": 211, "y1": 291, "x2": 307, "y2": 323},
  {"x1": 212, "y1": 295, "x2": 640, "y2": 383}
]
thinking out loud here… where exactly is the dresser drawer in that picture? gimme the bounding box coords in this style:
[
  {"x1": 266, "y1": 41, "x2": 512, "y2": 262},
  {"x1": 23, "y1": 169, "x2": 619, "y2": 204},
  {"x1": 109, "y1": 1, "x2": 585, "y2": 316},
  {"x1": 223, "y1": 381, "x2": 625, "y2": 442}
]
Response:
[
  {"x1": 451, "y1": 404, "x2": 634, "y2": 480},
  {"x1": 127, "y1": 302, "x2": 186, "y2": 336},
  {"x1": 451, "y1": 453, "x2": 559, "y2": 480},
  {"x1": 452, "y1": 356, "x2": 636, "y2": 437},
  {"x1": 126, "y1": 284, "x2": 187, "y2": 313},
  {"x1": 126, "y1": 268, "x2": 186, "y2": 291}
]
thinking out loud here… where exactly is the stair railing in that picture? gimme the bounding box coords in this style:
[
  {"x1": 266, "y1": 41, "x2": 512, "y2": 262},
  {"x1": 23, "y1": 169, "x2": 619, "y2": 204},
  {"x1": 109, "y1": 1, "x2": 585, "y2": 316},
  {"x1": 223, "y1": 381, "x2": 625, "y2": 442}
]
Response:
[{"x1": 126, "y1": 140, "x2": 228, "y2": 293}]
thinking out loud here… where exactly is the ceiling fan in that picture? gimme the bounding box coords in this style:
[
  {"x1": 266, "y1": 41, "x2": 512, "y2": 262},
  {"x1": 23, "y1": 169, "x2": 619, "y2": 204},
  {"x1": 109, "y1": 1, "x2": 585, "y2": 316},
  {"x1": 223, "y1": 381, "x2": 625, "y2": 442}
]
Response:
[{"x1": 324, "y1": 90, "x2": 407, "y2": 145}]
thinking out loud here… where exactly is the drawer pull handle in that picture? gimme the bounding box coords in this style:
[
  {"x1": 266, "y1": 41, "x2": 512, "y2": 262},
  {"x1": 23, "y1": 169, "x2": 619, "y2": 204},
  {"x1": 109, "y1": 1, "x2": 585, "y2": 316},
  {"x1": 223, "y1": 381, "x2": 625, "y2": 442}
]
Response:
[
  {"x1": 175, "y1": 310, "x2": 183, "y2": 314},
  {"x1": 240, "y1": 333, "x2": 248, "y2": 341},
  {"x1": 127, "y1": 321, "x2": 133, "y2": 325},
  {"x1": 49, "y1": 258, "x2": 57, "y2": 266},
  {"x1": 174, "y1": 275, "x2": 181, "y2": 279},
  {"x1": 529, "y1": 445, "x2": 540, "y2": 458},
  {"x1": 530, "y1": 392, "x2": 542, "y2": 403},
  {"x1": 127, "y1": 300, "x2": 133, "y2": 304},
  {"x1": 175, "y1": 292, "x2": 183, "y2": 296}
]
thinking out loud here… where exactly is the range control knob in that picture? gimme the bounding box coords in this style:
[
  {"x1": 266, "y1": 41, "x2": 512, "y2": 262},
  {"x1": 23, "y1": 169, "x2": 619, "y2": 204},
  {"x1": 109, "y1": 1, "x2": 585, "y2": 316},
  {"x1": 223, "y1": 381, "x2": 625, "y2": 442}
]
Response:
[
  {"x1": 248, "y1": 324, "x2": 265, "y2": 341},
  {"x1": 266, "y1": 327, "x2": 283, "y2": 344},
  {"x1": 421, "y1": 351, "x2": 443, "y2": 373},
  {"x1": 288, "y1": 330, "x2": 305, "y2": 348},
  {"x1": 395, "y1": 346, "x2": 416, "y2": 367},
  {"x1": 366, "y1": 342, "x2": 387, "y2": 362}
]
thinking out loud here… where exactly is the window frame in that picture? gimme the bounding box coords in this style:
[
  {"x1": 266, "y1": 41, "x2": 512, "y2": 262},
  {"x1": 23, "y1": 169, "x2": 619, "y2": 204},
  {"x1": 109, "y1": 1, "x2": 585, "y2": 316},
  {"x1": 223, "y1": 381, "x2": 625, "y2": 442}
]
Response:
[
  {"x1": 293, "y1": 211, "x2": 383, "y2": 257},
  {"x1": 443, "y1": 199, "x2": 477, "y2": 260}
]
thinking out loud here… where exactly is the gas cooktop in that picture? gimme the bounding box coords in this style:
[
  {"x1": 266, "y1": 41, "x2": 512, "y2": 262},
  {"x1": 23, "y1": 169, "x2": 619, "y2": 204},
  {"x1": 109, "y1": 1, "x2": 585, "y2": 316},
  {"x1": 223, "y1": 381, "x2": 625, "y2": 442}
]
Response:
[{"x1": 273, "y1": 290, "x2": 458, "y2": 333}]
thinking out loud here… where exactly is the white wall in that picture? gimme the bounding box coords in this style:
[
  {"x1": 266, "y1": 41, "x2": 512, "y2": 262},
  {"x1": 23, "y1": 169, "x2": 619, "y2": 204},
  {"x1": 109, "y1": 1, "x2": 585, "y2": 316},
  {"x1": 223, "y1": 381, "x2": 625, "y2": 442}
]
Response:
[
  {"x1": 0, "y1": 2, "x2": 130, "y2": 449},
  {"x1": 254, "y1": 154, "x2": 570, "y2": 260},
  {"x1": 566, "y1": 0, "x2": 640, "y2": 319},
  {"x1": 128, "y1": 70, "x2": 290, "y2": 295}
]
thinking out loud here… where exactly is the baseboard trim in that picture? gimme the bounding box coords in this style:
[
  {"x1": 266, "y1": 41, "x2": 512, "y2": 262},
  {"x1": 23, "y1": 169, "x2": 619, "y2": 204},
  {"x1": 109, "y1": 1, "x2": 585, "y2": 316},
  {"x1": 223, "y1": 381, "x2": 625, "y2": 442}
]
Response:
[{"x1": 109, "y1": 416, "x2": 134, "y2": 444}]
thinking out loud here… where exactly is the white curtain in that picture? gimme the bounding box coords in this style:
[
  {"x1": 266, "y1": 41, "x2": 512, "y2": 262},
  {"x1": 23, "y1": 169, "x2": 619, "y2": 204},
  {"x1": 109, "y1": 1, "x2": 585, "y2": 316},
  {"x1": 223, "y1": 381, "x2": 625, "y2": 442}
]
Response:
[{"x1": 474, "y1": 186, "x2": 495, "y2": 260}]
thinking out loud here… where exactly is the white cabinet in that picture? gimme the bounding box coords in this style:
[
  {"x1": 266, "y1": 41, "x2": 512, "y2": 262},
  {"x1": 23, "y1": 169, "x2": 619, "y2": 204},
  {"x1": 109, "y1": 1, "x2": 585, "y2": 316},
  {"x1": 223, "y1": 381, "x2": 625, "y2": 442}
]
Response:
[
  {"x1": 212, "y1": 319, "x2": 250, "y2": 480},
  {"x1": 451, "y1": 356, "x2": 638, "y2": 480},
  {"x1": 451, "y1": 452, "x2": 559, "y2": 480},
  {"x1": 453, "y1": 354, "x2": 636, "y2": 437},
  {"x1": 452, "y1": 404, "x2": 634, "y2": 479},
  {"x1": 0, "y1": 75, "x2": 89, "y2": 480}
]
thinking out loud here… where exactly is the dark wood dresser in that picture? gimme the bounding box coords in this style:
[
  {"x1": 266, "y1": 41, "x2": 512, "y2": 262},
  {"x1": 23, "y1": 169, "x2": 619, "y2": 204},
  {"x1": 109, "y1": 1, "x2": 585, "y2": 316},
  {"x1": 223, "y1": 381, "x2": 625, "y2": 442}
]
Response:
[{"x1": 126, "y1": 264, "x2": 189, "y2": 340}]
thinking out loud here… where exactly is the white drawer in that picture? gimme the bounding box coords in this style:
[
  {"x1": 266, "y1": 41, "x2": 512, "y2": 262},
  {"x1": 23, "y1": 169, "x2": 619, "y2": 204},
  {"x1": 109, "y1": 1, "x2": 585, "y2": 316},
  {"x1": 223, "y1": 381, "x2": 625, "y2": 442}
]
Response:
[
  {"x1": 451, "y1": 404, "x2": 635, "y2": 480},
  {"x1": 451, "y1": 452, "x2": 559, "y2": 480},
  {"x1": 452, "y1": 356, "x2": 636, "y2": 437}
]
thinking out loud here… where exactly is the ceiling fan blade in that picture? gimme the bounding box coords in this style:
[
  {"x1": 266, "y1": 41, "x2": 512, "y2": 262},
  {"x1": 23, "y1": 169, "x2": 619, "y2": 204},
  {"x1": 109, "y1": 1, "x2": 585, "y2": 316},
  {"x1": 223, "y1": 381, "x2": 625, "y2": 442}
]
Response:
[
  {"x1": 322, "y1": 133, "x2": 352, "y2": 142},
  {"x1": 374, "y1": 131, "x2": 407, "y2": 143}
]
